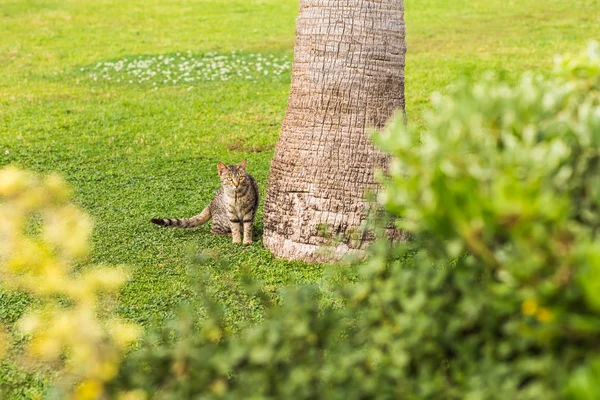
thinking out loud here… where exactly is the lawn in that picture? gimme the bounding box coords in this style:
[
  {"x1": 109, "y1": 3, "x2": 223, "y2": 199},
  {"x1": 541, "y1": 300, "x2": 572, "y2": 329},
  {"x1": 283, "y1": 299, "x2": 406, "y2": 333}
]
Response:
[{"x1": 1, "y1": 0, "x2": 599, "y2": 397}]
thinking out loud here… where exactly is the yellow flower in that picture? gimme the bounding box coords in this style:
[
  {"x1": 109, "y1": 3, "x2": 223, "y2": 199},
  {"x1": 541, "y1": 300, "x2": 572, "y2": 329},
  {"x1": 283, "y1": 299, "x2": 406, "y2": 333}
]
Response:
[
  {"x1": 109, "y1": 320, "x2": 142, "y2": 349},
  {"x1": 18, "y1": 312, "x2": 41, "y2": 335},
  {"x1": 521, "y1": 299, "x2": 538, "y2": 316},
  {"x1": 0, "y1": 166, "x2": 30, "y2": 198},
  {"x1": 94, "y1": 359, "x2": 120, "y2": 381},
  {"x1": 43, "y1": 205, "x2": 92, "y2": 260},
  {"x1": 29, "y1": 335, "x2": 61, "y2": 361},
  {"x1": 536, "y1": 307, "x2": 553, "y2": 323},
  {"x1": 75, "y1": 379, "x2": 103, "y2": 400},
  {"x1": 83, "y1": 268, "x2": 128, "y2": 293},
  {"x1": 210, "y1": 378, "x2": 228, "y2": 396},
  {"x1": 44, "y1": 173, "x2": 71, "y2": 202}
]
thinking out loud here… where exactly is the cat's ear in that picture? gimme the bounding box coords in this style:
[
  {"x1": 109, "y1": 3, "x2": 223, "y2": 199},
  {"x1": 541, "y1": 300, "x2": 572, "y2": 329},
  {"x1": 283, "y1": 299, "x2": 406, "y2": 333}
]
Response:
[
  {"x1": 238, "y1": 159, "x2": 247, "y2": 170},
  {"x1": 217, "y1": 162, "x2": 229, "y2": 176}
]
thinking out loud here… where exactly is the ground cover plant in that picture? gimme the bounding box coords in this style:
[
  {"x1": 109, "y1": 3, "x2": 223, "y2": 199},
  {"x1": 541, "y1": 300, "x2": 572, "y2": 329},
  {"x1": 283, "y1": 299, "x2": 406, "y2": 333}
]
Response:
[
  {"x1": 1, "y1": 0, "x2": 600, "y2": 398},
  {"x1": 86, "y1": 51, "x2": 292, "y2": 86}
]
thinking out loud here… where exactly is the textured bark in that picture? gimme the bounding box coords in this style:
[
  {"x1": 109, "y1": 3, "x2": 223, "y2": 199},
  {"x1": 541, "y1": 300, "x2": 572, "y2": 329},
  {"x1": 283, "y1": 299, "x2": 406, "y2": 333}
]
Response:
[{"x1": 263, "y1": 0, "x2": 406, "y2": 262}]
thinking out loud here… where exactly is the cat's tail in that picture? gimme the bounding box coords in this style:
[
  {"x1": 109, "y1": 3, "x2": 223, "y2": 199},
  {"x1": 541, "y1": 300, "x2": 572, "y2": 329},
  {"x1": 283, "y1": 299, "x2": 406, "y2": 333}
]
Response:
[{"x1": 151, "y1": 207, "x2": 211, "y2": 228}]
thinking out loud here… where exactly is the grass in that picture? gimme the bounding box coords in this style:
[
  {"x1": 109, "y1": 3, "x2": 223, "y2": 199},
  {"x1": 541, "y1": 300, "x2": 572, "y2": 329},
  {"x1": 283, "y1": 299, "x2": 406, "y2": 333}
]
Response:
[{"x1": 1, "y1": 0, "x2": 599, "y2": 397}]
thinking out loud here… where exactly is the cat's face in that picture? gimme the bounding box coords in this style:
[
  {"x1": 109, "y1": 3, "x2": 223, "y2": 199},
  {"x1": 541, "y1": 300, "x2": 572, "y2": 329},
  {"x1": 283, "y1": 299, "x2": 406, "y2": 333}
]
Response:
[{"x1": 217, "y1": 160, "x2": 247, "y2": 191}]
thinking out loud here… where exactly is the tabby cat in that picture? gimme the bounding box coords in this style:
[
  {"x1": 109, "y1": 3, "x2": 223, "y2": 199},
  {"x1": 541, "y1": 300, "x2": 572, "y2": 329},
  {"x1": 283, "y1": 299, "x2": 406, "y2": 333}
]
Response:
[{"x1": 151, "y1": 160, "x2": 259, "y2": 245}]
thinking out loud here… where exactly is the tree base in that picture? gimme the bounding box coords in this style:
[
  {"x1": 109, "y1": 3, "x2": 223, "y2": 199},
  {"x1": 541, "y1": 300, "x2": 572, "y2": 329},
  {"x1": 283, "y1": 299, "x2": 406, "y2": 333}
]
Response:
[{"x1": 263, "y1": 231, "x2": 366, "y2": 264}]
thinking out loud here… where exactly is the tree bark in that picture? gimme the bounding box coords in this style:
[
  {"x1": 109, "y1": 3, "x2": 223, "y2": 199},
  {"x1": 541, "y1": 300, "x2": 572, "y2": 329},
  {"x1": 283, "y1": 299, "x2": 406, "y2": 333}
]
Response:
[{"x1": 263, "y1": 0, "x2": 406, "y2": 263}]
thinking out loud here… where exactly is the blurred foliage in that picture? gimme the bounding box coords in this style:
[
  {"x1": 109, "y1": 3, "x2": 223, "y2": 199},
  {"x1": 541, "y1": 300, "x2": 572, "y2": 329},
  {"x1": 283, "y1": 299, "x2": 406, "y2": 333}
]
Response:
[
  {"x1": 375, "y1": 40, "x2": 600, "y2": 398},
  {"x1": 0, "y1": 167, "x2": 141, "y2": 399},
  {"x1": 105, "y1": 42, "x2": 600, "y2": 399}
]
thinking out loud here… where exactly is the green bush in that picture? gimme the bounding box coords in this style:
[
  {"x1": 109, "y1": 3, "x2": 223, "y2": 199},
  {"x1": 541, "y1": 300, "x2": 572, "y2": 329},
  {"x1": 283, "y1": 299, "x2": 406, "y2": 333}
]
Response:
[
  {"x1": 376, "y1": 40, "x2": 600, "y2": 398},
  {"x1": 107, "y1": 42, "x2": 600, "y2": 399}
]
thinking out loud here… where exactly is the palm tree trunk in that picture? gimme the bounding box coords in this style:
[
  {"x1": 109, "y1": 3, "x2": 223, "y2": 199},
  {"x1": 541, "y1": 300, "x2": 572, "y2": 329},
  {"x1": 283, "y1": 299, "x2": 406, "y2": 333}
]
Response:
[{"x1": 263, "y1": 0, "x2": 406, "y2": 262}]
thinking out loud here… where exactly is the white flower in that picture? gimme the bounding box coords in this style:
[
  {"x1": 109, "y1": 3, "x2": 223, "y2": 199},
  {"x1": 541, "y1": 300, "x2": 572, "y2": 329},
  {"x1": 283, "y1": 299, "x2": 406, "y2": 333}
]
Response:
[{"x1": 87, "y1": 50, "x2": 291, "y2": 86}]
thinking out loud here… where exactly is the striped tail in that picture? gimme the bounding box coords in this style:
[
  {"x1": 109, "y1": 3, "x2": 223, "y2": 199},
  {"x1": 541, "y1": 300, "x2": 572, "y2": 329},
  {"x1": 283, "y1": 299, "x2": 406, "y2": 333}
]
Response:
[{"x1": 151, "y1": 207, "x2": 211, "y2": 228}]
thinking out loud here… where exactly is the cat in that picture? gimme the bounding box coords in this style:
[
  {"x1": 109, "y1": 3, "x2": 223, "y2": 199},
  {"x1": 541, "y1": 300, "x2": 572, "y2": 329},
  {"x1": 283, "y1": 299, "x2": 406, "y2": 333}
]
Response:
[{"x1": 151, "y1": 160, "x2": 259, "y2": 245}]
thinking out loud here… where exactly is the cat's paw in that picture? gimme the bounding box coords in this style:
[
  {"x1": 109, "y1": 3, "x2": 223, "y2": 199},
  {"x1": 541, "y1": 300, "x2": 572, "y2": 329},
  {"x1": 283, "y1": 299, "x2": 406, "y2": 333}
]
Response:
[{"x1": 243, "y1": 239, "x2": 253, "y2": 246}]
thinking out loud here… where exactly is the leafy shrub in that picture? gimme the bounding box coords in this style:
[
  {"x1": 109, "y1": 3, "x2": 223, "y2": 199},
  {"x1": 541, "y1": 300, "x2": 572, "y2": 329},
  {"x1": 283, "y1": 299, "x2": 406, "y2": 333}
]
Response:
[
  {"x1": 0, "y1": 167, "x2": 140, "y2": 399},
  {"x1": 106, "y1": 43, "x2": 600, "y2": 399},
  {"x1": 376, "y1": 41, "x2": 600, "y2": 398}
]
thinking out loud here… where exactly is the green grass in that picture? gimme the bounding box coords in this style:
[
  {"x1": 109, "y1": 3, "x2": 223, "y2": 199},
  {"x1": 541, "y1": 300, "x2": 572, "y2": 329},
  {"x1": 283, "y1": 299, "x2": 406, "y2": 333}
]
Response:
[{"x1": 1, "y1": 0, "x2": 599, "y2": 397}]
